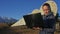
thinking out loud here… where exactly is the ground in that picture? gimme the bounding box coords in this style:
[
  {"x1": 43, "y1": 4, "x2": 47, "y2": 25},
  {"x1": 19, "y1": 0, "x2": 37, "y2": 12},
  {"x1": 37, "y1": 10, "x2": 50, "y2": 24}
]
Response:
[{"x1": 0, "y1": 25, "x2": 60, "y2": 34}]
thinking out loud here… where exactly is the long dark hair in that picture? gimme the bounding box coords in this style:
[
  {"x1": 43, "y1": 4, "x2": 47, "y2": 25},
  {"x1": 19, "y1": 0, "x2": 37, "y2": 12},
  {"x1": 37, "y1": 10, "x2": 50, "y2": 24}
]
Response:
[{"x1": 42, "y1": 3, "x2": 51, "y2": 12}]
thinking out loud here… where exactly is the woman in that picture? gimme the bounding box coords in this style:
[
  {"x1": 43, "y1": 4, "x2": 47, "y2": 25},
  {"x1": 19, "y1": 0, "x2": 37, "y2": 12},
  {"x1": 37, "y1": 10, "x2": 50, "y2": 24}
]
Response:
[{"x1": 39, "y1": 3, "x2": 56, "y2": 34}]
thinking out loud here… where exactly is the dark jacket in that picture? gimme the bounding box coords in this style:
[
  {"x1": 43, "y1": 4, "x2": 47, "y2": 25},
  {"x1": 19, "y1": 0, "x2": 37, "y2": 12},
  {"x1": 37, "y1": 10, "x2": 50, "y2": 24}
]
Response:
[{"x1": 43, "y1": 12, "x2": 56, "y2": 28}]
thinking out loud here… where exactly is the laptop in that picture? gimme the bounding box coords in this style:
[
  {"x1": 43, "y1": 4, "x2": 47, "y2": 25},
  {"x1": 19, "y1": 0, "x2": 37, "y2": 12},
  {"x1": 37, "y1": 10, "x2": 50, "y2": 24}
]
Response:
[{"x1": 23, "y1": 13, "x2": 44, "y2": 28}]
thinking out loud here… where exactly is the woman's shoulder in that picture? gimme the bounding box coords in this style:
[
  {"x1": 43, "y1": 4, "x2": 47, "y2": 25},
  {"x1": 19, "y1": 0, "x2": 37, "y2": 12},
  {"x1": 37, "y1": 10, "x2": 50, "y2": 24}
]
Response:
[{"x1": 48, "y1": 12, "x2": 54, "y2": 16}]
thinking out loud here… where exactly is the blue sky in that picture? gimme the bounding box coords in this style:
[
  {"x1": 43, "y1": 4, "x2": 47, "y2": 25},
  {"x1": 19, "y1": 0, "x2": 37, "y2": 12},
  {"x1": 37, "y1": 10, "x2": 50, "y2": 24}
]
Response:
[{"x1": 0, "y1": 0, "x2": 60, "y2": 19}]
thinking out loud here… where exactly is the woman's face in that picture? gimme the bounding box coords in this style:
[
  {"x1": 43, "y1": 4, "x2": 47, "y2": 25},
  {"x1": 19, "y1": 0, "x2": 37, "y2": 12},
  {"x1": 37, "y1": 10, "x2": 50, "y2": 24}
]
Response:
[{"x1": 42, "y1": 5, "x2": 50, "y2": 15}]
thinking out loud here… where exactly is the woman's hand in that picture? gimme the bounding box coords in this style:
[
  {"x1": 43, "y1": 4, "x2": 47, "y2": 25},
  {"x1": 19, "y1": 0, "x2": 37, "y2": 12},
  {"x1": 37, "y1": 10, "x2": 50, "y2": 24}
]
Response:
[{"x1": 32, "y1": 27, "x2": 42, "y2": 30}]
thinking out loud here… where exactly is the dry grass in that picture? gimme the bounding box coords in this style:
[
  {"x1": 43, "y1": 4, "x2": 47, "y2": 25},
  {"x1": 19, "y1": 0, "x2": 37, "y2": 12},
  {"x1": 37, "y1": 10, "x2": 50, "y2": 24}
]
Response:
[
  {"x1": 0, "y1": 23, "x2": 9, "y2": 29},
  {"x1": 0, "y1": 24, "x2": 60, "y2": 34}
]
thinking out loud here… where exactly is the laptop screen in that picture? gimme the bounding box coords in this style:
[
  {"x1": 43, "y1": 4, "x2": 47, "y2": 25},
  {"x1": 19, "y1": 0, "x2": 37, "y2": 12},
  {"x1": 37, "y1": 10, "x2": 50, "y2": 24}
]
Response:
[{"x1": 23, "y1": 13, "x2": 43, "y2": 28}]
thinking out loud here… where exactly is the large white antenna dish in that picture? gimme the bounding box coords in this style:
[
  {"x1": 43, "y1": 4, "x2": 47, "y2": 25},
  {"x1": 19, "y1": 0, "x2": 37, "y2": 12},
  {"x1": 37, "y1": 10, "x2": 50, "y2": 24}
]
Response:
[{"x1": 39, "y1": 1, "x2": 58, "y2": 16}]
